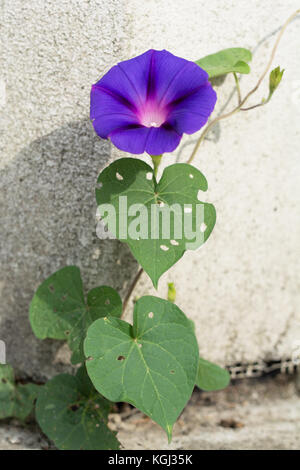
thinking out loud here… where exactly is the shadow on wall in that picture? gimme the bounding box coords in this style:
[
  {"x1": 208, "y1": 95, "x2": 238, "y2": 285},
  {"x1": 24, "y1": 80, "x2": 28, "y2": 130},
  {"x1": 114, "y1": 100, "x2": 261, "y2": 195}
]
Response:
[{"x1": 0, "y1": 119, "x2": 138, "y2": 380}]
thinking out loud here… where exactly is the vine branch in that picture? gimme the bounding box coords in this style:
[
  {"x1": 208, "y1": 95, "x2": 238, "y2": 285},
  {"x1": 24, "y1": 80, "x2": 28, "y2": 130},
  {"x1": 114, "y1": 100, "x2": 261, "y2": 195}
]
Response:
[{"x1": 187, "y1": 9, "x2": 300, "y2": 165}]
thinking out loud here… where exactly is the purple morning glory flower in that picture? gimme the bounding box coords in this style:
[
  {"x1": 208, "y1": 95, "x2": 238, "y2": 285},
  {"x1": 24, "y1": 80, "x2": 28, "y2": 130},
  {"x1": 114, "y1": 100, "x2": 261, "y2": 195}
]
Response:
[{"x1": 90, "y1": 49, "x2": 217, "y2": 155}]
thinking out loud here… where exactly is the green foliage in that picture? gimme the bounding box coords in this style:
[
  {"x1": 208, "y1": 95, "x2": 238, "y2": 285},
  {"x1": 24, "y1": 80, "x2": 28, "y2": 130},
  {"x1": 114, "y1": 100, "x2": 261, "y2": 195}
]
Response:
[
  {"x1": 35, "y1": 366, "x2": 120, "y2": 450},
  {"x1": 269, "y1": 66, "x2": 284, "y2": 96},
  {"x1": 96, "y1": 158, "x2": 216, "y2": 288},
  {"x1": 84, "y1": 296, "x2": 199, "y2": 441},
  {"x1": 29, "y1": 266, "x2": 122, "y2": 363},
  {"x1": 0, "y1": 364, "x2": 39, "y2": 421},
  {"x1": 24, "y1": 43, "x2": 251, "y2": 447},
  {"x1": 196, "y1": 358, "x2": 230, "y2": 391},
  {"x1": 196, "y1": 47, "x2": 252, "y2": 78}
]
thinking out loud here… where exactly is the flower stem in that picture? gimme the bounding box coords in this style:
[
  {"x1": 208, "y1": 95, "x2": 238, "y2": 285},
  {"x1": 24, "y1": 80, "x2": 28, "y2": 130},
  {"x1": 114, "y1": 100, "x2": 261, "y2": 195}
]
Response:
[{"x1": 151, "y1": 154, "x2": 162, "y2": 177}]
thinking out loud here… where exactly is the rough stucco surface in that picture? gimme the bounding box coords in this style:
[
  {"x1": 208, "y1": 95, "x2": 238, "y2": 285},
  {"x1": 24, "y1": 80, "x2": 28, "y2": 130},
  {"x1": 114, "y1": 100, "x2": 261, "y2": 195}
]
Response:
[{"x1": 0, "y1": 0, "x2": 299, "y2": 380}]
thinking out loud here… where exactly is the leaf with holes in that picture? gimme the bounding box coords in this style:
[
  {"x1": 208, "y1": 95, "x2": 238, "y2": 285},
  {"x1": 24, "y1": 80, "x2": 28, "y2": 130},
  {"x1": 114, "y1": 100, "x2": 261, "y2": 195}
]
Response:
[
  {"x1": 196, "y1": 358, "x2": 230, "y2": 391},
  {"x1": 0, "y1": 364, "x2": 40, "y2": 421},
  {"x1": 84, "y1": 296, "x2": 199, "y2": 441},
  {"x1": 29, "y1": 266, "x2": 122, "y2": 364},
  {"x1": 35, "y1": 366, "x2": 119, "y2": 450},
  {"x1": 96, "y1": 158, "x2": 216, "y2": 288},
  {"x1": 196, "y1": 48, "x2": 252, "y2": 78}
]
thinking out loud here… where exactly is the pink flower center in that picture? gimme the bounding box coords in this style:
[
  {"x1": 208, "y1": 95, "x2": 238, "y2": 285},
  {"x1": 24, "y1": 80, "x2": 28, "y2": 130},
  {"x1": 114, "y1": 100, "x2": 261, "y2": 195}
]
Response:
[{"x1": 138, "y1": 100, "x2": 167, "y2": 128}]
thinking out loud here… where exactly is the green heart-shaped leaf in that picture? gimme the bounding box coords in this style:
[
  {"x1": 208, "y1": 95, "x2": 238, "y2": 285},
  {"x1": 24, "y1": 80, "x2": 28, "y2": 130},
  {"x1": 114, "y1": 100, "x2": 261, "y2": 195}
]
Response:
[
  {"x1": 196, "y1": 47, "x2": 252, "y2": 78},
  {"x1": 35, "y1": 366, "x2": 120, "y2": 450},
  {"x1": 96, "y1": 158, "x2": 216, "y2": 288},
  {"x1": 196, "y1": 358, "x2": 230, "y2": 391},
  {"x1": 84, "y1": 296, "x2": 199, "y2": 441},
  {"x1": 0, "y1": 364, "x2": 39, "y2": 421},
  {"x1": 29, "y1": 266, "x2": 122, "y2": 363}
]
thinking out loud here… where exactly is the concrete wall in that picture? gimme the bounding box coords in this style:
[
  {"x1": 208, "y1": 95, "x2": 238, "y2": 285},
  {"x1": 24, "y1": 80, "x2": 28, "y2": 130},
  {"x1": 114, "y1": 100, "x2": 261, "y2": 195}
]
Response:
[{"x1": 0, "y1": 0, "x2": 299, "y2": 379}]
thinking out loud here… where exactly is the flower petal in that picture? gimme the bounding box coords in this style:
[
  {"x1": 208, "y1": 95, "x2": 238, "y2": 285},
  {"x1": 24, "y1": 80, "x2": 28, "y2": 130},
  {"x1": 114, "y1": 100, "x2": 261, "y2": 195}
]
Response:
[
  {"x1": 109, "y1": 126, "x2": 148, "y2": 154},
  {"x1": 90, "y1": 51, "x2": 156, "y2": 139},
  {"x1": 92, "y1": 113, "x2": 139, "y2": 140},
  {"x1": 109, "y1": 125, "x2": 182, "y2": 155},
  {"x1": 148, "y1": 51, "x2": 209, "y2": 105},
  {"x1": 168, "y1": 83, "x2": 217, "y2": 134},
  {"x1": 145, "y1": 126, "x2": 182, "y2": 155},
  {"x1": 115, "y1": 51, "x2": 154, "y2": 104},
  {"x1": 95, "y1": 50, "x2": 210, "y2": 109},
  {"x1": 90, "y1": 85, "x2": 139, "y2": 138},
  {"x1": 94, "y1": 50, "x2": 155, "y2": 112}
]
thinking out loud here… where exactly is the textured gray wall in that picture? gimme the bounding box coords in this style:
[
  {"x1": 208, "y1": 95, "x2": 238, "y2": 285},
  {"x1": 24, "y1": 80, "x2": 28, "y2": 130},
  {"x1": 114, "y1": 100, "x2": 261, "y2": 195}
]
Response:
[
  {"x1": 0, "y1": 0, "x2": 138, "y2": 379},
  {"x1": 1, "y1": 0, "x2": 299, "y2": 379}
]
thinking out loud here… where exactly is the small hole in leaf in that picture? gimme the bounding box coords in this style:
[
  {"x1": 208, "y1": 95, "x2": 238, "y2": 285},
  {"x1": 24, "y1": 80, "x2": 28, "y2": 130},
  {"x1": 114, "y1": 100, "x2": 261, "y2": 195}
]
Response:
[
  {"x1": 146, "y1": 172, "x2": 153, "y2": 180},
  {"x1": 160, "y1": 245, "x2": 169, "y2": 251},
  {"x1": 65, "y1": 330, "x2": 70, "y2": 335},
  {"x1": 105, "y1": 298, "x2": 110, "y2": 305},
  {"x1": 116, "y1": 172, "x2": 123, "y2": 181},
  {"x1": 94, "y1": 404, "x2": 100, "y2": 409},
  {"x1": 117, "y1": 355, "x2": 125, "y2": 361},
  {"x1": 96, "y1": 424, "x2": 100, "y2": 428},
  {"x1": 200, "y1": 223, "x2": 207, "y2": 232},
  {"x1": 69, "y1": 404, "x2": 80, "y2": 412},
  {"x1": 138, "y1": 343, "x2": 142, "y2": 348},
  {"x1": 189, "y1": 174, "x2": 194, "y2": 179},
  {"x1": 96, "y1": 182, "x2": 103, "y2": 189},
  {"x1": 157, "y1": 200, "x2": 164, "y2": 207},
  {"x1": 49, "y1": 284, "x2": 54, "y2": 293},
  {"x1": 148, "y1": 312, "x2": 154, "y2": 319},
  {"x1": 170, "y1": 370, "x2": 175, "y2": 374},
  {"x1": 170, "y1": 239, "x2": 179, "y2": 246},
  {"x1": 86, "y1": 356, "x2": 93, "y2": 361}
]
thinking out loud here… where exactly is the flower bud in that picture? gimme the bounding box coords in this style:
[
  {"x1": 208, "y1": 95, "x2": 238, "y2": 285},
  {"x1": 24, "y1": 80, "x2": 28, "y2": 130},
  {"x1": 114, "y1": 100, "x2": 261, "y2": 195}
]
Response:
[
  {"x1": 269, "y1": 66, "x2": 284, "y2": 95},
  {"x1": 167, "y1": 282, "x2": 176, "y2": 303}
]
